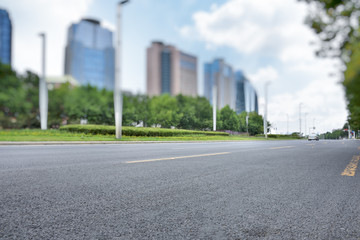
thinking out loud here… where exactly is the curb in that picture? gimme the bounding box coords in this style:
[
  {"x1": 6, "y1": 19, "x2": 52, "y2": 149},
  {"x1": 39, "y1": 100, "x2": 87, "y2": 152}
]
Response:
[{"x1": 0, "y1": 140, "x2": 246, "y2": 145}]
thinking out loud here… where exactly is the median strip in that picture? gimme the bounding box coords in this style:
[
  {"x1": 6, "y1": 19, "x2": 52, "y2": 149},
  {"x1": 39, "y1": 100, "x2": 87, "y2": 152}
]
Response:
[
  {"x1": 125, "y1": 152, "x2": 231, "y2": 164},
  {"x1": 269, "y1": 146, "x2": 294, "y2": 150},
  {"x1": 341, "y1": 155, "x2": 360, "y2": 177}
]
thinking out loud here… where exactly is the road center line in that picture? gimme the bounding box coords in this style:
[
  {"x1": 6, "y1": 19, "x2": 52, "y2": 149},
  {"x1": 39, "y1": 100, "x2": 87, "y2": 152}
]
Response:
[
  {"x1": 125, "y1": 152, "x2": 231, "y2": 164},
  {"x1": 341, "y1": 155, "x2": 360, "y2": 177},
  {"x1": 269, "y1": 146, "x2": 294, "y2": 150}
]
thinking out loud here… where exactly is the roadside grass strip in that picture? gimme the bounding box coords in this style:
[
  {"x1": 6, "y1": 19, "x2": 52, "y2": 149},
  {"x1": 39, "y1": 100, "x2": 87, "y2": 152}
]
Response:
[
  {"x1": 341, "y1": 155, "x2": 360, "y2": 177},
  {"x1": 125, "y1": 152, "x2": 230, "y2": 164}
]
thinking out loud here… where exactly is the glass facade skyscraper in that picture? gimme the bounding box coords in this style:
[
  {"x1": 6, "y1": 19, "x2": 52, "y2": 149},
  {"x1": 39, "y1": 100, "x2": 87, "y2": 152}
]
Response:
[
  {"x1": 205, "y1": 59, "x2": 258, "y2": 114},
  {"x1": 64, "y1": 19, "x2": 114, "y2": 90},
  {"x1": 204, "y1": 59, "x2": 235, "y2": 109},
  {"x1": 235, "y1": 71, "x2": 246, "y2": 114},
  {"x1": 0, "y1": 9, "x2": 12, "y2": 66}
]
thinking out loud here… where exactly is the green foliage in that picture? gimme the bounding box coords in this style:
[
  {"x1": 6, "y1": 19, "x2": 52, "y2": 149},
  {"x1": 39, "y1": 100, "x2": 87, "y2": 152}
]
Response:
[
  {"x1": 320, "y1": 129, "x2": 348, "y2": 139},
  {"x1": 63, "y1": 85, "x2": 114, "y2": 125},
  {"x1": 344, "y1": 40, "x2": 360, "y2": 131},
  {"x1": 0, "y1": 62, "x2": 268, "y2": 135},
  {"x1": 0, "y1": 64, "x2": 35, "y2": 129},
  {"x1": 148, "y1": 94, "x2": 181, "y2": 128},
  {"x1": 248, "y1": 112, "x2": 265, "y2": 135},
  {"x1": 302, "y1": 0, "x2": 360, "y2": 132},
  {"x1": 60, "y1": 124, "x2": 229, "y2": 137},
  {"x1": 219, "y1": 105, "x2": 240, "y2": 131},
  {"x1": 301, "y1": 0, "x2": 360, "y2": 60}
]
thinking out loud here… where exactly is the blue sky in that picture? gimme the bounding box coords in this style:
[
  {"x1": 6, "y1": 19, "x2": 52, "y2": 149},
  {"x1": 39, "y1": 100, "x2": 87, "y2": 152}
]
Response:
[{"x1": 1, "y1": 0, "x2": 348, "y2": 134}]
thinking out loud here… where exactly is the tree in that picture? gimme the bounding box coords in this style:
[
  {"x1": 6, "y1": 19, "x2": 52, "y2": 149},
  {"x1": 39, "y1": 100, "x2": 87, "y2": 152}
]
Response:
[
  {"x1": 0, "y1": 63, "x2": 32, "y2": 128},
  {"x1": 248, "y1": 112, "x2": 264, "y2": 136},
  {"x1": 63, "y1": 85, "x2": 114, "y2": 125},
  {"x1": 301, "y1": 0, "x2": 360, "y2": 61},
  {"x1": 219, "y1": 105, "x2": 240, "y2": 131},
  {"x1": 148, "y1": 94, "x2": 181, "y2": 128},
  {"x1": 301, "y1": 0, "x2": 360, "y2": 131}
]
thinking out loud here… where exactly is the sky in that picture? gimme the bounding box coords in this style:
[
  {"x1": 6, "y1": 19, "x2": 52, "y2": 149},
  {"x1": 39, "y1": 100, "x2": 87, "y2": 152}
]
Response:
[{"x1": 1, "y1": 0, "x2": 348, "y2": 134}]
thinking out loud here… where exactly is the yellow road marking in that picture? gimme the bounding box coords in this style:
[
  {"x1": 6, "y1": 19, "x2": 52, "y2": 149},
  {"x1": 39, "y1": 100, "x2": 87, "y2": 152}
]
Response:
[
  {"x1": 341, "y1": 155, "x2": 360, "y2": 176},
  {"x1": 269, "y1": 146, "x2": 294, "y2": 150},
  {"x1": 125, "y1": 152, "x2": 231, "y2": 164}
]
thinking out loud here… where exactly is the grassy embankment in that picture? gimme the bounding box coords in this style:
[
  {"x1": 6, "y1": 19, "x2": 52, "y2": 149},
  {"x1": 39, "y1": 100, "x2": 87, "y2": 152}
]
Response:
[{"x1": 0, "y1": 124, "x2": 299, "y2": 142}]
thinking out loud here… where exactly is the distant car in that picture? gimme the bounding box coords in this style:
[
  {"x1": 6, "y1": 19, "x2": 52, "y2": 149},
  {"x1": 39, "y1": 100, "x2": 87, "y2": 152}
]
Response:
[{"x1": 308, "y1": 133, "x2": 319, "y2": 141}]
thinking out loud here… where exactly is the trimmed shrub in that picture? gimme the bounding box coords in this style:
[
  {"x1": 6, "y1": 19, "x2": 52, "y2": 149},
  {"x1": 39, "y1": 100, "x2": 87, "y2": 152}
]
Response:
[{"x1": 60, "y1": 124, "x2": 229, "y2": 137}]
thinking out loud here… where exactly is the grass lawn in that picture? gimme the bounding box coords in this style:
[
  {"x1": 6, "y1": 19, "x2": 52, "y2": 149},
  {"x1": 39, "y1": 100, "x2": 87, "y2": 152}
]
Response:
[{"x1": 0, "y1": 129, "x2": 263, "y2": 142}]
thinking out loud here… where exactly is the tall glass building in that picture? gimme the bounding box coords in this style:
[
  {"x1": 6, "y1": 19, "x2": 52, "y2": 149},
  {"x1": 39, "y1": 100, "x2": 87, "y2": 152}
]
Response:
[
  {"x1": 64, "y1": 19, "x2": 114, "y2": 90},
  {"x1": 205, "y1": 61, "x2": 258, "y2": 114},
  {"x1": 204, "y1": 59, "x2": 235, "y2": 109},
  {"x1": 0, "y1": 9, "x2": 12, "y2": 66},
  {"x1": 235, "y1": 71, "x2": 246, "y2": 114}
]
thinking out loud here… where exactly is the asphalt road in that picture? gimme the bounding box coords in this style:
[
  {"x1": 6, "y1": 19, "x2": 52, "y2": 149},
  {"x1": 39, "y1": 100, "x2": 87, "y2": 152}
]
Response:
[{"x1": 1, "y1": 140, "x2": 360, "y2": 239}]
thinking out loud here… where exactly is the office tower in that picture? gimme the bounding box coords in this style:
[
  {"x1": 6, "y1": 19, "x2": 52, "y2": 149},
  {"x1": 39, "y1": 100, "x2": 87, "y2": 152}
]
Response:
[
  {"x1": 147, "y1": 41, "x2": 197, "y2": 97},
  {"x1": 235, "y1": 71, "x2": 246, "y2": 114},
  {"x1": 0, "y1": 9, "x2": 12, "y2": 66},
  {"x1": 244, "y1": 78, "x2": 258, "y2": 113},
  {"x1": 64, "y1": 18, "x2": 114, "y2": 90},
  {"x1": 204, "y1": 59, "x2": 235, "y2": 109}
]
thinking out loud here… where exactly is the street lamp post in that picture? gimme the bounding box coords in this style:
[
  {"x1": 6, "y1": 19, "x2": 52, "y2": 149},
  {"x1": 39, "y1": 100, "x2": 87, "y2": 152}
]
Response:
[
  {"x1": 39, "y1": 33, "x2": 48, "y2": 130},
  {"x1": 212, "y1": 86, "x2": 217, "y2": 131},
  {"x1": 299, "y1": 103, "x2": 303, "y2": 136},
  {"x1": 263, "y1": 82, "x2": 270, "y2": 139},
  {"x1": 304, "y1": 112, "x2": 308, "y2": 136},
  {"x1": 114, "y1": 0, "x2": 130, "y2": 139},
  {"x1": 286, "y1": 113, "x2": 289, "y2": 135}
]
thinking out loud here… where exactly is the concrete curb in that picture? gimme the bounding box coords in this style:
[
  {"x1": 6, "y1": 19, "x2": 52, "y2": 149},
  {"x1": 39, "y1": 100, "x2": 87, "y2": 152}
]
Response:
[{"x1": 0, "y1": 140, "x2": 250, "y2": 145}]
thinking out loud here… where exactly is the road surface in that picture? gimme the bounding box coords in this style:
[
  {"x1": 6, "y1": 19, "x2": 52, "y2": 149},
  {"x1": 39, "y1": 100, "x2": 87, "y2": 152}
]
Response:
[{"x1": 1, "y1": 140, "x2": 360, "y2": 239}]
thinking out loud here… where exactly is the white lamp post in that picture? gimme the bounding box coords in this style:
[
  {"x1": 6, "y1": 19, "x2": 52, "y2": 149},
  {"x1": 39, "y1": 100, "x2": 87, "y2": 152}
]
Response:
[
  {"x1": 212, "y1": 86, "x2": 217, "y2": 131},
  {"x1": 263, "y1": 82, "x2": 270, "y2": 138},
  {"x1": 299, "y1": 103, "x2": 303, "y2": 136},
  {"x1": 114, "y1": 0, "x2": 130, "y2": 139},
  {"x1": 39, "y1": 33, "x2": 48, "y2": 130}
]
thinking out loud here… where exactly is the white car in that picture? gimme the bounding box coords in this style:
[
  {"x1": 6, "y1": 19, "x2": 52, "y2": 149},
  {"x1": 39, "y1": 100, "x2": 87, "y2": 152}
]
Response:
[{"x1": 308, "y1": 133, "x2": 319, "y2": 141}]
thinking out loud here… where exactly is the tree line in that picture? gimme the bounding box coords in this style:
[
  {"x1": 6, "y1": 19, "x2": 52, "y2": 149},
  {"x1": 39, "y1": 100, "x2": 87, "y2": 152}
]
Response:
[{"x1": 0, "y1": 63, "x2": 266, "y2": 135}]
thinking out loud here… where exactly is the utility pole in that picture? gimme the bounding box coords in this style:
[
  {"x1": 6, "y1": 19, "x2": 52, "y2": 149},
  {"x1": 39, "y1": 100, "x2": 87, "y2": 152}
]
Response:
[
  {"x1": 114, "y1": 0, "x2": 130, "y2": 139},
  {"x1": 39, "y1": 33, "x2": 48, "y2": 130},
  {"x1": 304, "y1": 112, "x2": 308, "y2": 136},
  {"x1": 263, "y1": 82, "x2": 270, "y2": 138},
  {"x1": 212, "y1": 86, "x2": 217, "y2": 131},
  {"x1": 286, "y1": 113, "x2": 289, "y2": 135},
  {"x1": 299, "y1": 103, "x2": 303, "y2": 136}
]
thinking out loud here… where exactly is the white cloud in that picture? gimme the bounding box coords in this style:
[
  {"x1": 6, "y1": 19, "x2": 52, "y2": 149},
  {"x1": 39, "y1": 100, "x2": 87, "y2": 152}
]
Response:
[
  {"x1": 181, "y1": 0, "x2": 309, "y2": 56},
  {"x1": 248, "y1": 66, "x2": 279, "y2": 87},
  {"x1": 2, "y1": 0, "x2": 93, "y2": 76}
]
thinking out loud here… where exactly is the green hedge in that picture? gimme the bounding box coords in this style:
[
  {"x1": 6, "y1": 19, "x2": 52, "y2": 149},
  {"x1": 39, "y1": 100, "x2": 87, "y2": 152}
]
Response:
[
  {"x1": 256, "y1": 134, "x2": 302, "y2": 139},
  {"x1": 60, "y1": 124, "x2": 229, "y2": 137}
]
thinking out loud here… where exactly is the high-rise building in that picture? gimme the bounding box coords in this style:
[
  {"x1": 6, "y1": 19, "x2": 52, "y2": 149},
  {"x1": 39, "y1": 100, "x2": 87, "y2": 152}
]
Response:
[
  {"x1": 235, "y1": 71, "x2": 246, "y2": 114},
  {"x1": 205, "y1": 61, "x2": 258, "y2": 114},
  {"x1": 0, "y1": 9, "x2": 12, "y2": 66},
  {"x1": 244, "y1": 79, "x2": 258, "y2": 113},
  {"x1": 147, "y1": 41, "x2": 197, "y2": 97},
  {"x1": 64, "y1": 18, "x2": 114, "y2": 90},
  {"x1": 204, "y1": 59, "x2": 235, "y2": 110}
]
